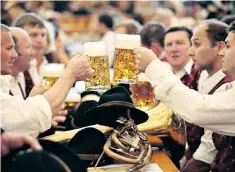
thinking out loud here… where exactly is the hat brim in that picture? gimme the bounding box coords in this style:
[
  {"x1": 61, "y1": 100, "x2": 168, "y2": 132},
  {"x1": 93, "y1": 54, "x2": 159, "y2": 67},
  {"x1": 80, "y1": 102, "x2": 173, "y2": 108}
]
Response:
[
  {"x1": 67, "y1": 127, "x2": 106, "y2": 154},
  {"x1": 6, "y1": 150, "x2": 68, "y2": 172},
  {"x1": 39, "y1": 140, "x2": 87, "y2": 172},
  {"x1": 82, "y1": 105, "x2": 149, "y2": 128}
]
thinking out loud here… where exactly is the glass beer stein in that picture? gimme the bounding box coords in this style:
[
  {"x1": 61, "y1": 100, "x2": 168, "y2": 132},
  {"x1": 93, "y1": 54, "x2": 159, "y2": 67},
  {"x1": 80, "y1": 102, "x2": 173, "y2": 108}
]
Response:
[
  {"x1": 65, "y1": 92, "x2": 81, "y2": 115},
  {"x1": 113, "y1": 34, "x2": 141, "y2": 84},
  {"x1": 130, "y1": 73, "x2": 157, "y2": 111},
  {"x1": 41, "y1": 63, "x2": 65, "y2": 87},
  {"x1": 83, "y1": 41, "x2": 110, "y2": 91}
]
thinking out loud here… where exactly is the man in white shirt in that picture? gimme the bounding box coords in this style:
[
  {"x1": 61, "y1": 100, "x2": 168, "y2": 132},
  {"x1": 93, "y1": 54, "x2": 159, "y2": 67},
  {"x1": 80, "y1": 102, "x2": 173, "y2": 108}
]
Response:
[
  {"x1": 164, "y1": 26, "x2": 202, "y2": 168},
  {"x1": 98, "y1": 13, "x2": 116, "y2": 68},
  {"x1": 8, "y1": 27, "x2": 68, "y2": 131},
  {"x1": 164, "y1": 26, "x2": 194, "y2": 77},
  {"x1": 13, "y1": 13, "x2": 49, "y2": 95},
  {"x1": 1, "y1": 24, "x2": 93, "y2": 137},
  {"x1": 134, "y1": 22, "x2": 235, "y2": 136},
  {"x1": 182, "y1": 21, "x2": 231, "y2": 172},
  {"x1": 9, "y1": 27, "x2": 34, "y2": 98}
]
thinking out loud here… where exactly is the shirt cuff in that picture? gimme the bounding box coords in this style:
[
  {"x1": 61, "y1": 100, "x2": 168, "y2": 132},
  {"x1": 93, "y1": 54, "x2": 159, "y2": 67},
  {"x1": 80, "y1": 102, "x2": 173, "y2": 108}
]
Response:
[
  {"x1": 26, "y1": 95, "x2": 52, "y2": 133},
  {"x1": 193, "y1": 146, "x2": 217, "y2": 164},
  {"x1": 145, "y1": 59, "x2": 178, "y2": 100}
]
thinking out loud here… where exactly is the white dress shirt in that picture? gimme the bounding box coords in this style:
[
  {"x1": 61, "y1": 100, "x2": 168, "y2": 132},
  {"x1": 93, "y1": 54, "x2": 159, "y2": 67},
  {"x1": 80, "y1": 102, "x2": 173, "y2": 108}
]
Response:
[
  {"x1": 193, "y1": 70, "x2": 231, "y2": 164},
  {"x1": 175, "y1": 59, "x2": 194, "y2": 79},
  {"x1": 101, "y1": 31, "x2": 116, "y2": 68},
  {"x1": 0, "y1": 75, "x2": 52, "y2": 137},
  {"x1": 9, "y1": 72, "x2": 26, "y2": 98},
  {"x1": 29, "y1": 57, "x2": 48, "y2": 85},
  {"x1": 145, "y1": 59, "x2": 235, "y2": 136}
]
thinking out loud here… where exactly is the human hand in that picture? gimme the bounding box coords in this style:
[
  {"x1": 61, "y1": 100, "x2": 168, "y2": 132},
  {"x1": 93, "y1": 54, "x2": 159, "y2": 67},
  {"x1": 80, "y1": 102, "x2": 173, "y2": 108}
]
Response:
[
  {"x1": 1, "y1": 132, "x2": 42, "y2": 156},
  {"x1": 64, "y1": 54, "x2": 94, "y2": 82},
  {"x1": 52, "y1": 104, "x2": 68, "y2": 123},
  {"x1": 134, "y1": 47, "x2": 158, "y2": 72}
]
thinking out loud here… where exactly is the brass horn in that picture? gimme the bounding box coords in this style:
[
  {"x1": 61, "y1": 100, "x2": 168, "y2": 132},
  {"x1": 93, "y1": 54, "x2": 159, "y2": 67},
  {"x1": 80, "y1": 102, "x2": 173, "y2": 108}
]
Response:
[
  {"x1": 137, "y1": 102, "x2": 186, "y2": 163},
  {"x1": 94, "y1": 112, "x2": 152, "y2": 172}
]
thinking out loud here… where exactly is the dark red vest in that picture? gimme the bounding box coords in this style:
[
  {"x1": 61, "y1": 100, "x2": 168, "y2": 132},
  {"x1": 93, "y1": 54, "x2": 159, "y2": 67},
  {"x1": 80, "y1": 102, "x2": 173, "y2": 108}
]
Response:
[
  {"x1": 180, "y1": 65, "x2": 203, "y2": 161},
  {"x1": 209, "y1": 76, "x2": 235, "y2": 172},
  {"x1": 23, "y1": 71, "x2": 35, "y2": 97}
]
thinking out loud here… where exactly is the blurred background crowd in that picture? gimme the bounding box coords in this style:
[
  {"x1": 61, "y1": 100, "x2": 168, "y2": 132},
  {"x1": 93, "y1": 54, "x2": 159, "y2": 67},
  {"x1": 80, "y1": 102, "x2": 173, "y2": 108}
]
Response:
[{"x1": 2, "y1": 0, "x2": 235, "y2": 67}]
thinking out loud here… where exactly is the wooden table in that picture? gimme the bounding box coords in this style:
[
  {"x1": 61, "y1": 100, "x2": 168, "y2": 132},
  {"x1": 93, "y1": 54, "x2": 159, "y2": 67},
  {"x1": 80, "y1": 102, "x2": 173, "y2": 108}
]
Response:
[{"x1": 151, "y1": 151, "x2": 179, "y2": 172}]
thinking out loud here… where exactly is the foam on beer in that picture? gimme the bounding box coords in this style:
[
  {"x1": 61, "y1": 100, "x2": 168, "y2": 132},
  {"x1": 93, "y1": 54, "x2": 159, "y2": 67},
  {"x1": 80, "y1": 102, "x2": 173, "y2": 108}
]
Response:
[
  {"x1": 137, "y1": 73, "x2": 149, "y2": 82},
  {"x1": 42, "y1": 63, "x2": 65, "y2": 77},
  {"x1": 115, "y1": 34, "x2": 141, "y2": 50},
  {"x1": 65, "y1": 93, "x2": 81, "y2": 102},
  {"x1": 83, "y1": 41, "x2": 107, "y2": 56}
]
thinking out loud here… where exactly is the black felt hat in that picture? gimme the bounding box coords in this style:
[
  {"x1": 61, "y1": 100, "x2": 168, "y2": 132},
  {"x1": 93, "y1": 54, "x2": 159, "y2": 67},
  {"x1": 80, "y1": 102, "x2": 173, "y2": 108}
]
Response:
[
  {"x1": 39, "y1": 140, "x2": 87, "y2": 172},
  {"x1": 81, "y1": 86, "x2": 149, "y2": 128},
  {"x1": 4, "y1": 150, "x2": 71, "y2": 172},
  {"x1": 72, "y1": 100, "x2": 98, "y2": 128},
  {"x1": 66, "y1": 127, "x2": 112, "y2": 167},
  {"x1": 81, "y1": 91, "x2": 100, "y2": 98}
]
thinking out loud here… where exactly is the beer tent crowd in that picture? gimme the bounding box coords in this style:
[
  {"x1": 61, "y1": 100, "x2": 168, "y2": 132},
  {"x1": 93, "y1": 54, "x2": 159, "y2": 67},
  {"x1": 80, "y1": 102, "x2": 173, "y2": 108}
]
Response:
[{"x1": 1, "y1": 1, "x2": 235, "y2": 172}]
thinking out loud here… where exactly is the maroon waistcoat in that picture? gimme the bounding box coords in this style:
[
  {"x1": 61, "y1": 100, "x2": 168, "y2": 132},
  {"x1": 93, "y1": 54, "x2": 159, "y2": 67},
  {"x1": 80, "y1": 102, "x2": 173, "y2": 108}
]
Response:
[
  {"x1": 180, "y1": 65, "x2": 203, "y2": 161},
  {"x1": 209, "y1": 76, "x2": 235, "y2": 172},
  {"x1": 23, "y1": 71, "x2": 35, "y2": 97}
]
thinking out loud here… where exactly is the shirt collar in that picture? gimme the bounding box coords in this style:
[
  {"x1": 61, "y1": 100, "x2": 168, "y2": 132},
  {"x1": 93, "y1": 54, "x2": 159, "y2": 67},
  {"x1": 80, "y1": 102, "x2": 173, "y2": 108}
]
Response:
[
  {"x1": 102, "y1": 31, "x2": 115, "y2": 39},
  {"x1": 0, "y1": 75, "x2": 12, "y2": 93},
  {"x1": 184, "y1": 59, "x2": 194, "y2": 75},
  {"x1": 231, "y1": 80, "x2": 235, "y2": 88},
  {"x1": 30, "y1": 57, "x2": 48, "y2": 68},
  {"x1": 175, "y1": 59, "x2": 193, "y2": 79},
  {"x1": 199, "y1": 70, "x2": 226, "y2": 94}
]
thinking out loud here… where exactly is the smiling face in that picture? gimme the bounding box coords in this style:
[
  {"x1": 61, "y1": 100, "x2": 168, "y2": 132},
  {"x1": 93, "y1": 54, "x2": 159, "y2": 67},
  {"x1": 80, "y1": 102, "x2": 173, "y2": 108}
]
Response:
[
  {"x1": 164, "y1": 31, "x2": 191, "y2": 72},
  {"x1": 220, "y1": 31, "x2": 235, "y2": 78},
  {"x1": 1, "y1": 30, "x2": 18, "y2": 75},
  {"x1": 12, "y1": 29, "x2": 34, "y2": 72}
]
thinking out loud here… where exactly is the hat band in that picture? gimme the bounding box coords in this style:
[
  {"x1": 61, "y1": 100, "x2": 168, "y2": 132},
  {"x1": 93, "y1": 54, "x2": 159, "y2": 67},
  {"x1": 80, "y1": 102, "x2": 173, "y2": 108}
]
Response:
[
  {"x1": 99, "y1": 101, "x2": 135, "y2": 109},
  {"x1": 77, "y1": 154, "x2": 100, "y2": 160}
]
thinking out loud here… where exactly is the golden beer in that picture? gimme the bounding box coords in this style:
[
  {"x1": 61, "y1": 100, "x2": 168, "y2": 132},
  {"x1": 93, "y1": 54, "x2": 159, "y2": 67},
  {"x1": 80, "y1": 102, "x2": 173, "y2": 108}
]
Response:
[
  {"x1": 41, "y1": 63, "x2": 65, "y2": 87},
  {"x1": 130, "y1": 73, "x2": 157, "y2": 111},
  {"x1": 83, "y1": 42, "x2": 110, "y2": 91},
  {"x1": 113, "y1": 34, "x2": 141, "y2": 84}
]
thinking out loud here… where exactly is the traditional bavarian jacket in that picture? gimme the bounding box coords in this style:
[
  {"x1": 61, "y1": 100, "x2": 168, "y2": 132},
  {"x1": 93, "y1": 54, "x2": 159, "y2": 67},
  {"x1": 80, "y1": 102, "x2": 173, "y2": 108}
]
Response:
[
  {"x1": 23, "y1": 70, "x2": 35, "y2": 97},
  {"x1": 209, "y1": 76, "x2": 234, "y2": 172},
  {"x1": 193, "y1": 70, "x2": 232, "y2": 165}
]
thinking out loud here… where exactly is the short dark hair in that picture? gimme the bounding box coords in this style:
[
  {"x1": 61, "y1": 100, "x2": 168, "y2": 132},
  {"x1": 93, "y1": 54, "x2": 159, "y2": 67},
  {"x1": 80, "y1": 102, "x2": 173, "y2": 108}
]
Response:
[
  {"x1": 140, "y1": 22, "x2": 166, "y2": 47},
  {"x1": 164, "y1": 26, "x2": 193, "y2": 45},
  {"x1": 221, "y1": 15, "x2": 235, "y2": 25},
  {"x1": 98, "y1": 13, "x2": 113, "y2": 29},
  {"x1": 13, "y1": 13, "x2": 45, "y2": 29},
  {"x1": 227, "y1": 21, "x2": 235, "y2": 33},
  {"x1": 133, "y1": 14, "x2": 144, "y2": 25},
  {"x1": 1, "y1": 24, "x2": 10, "y2": 32},
  {"x1": 203, "y1": 20, "x2": 228, "y2": 46}
]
